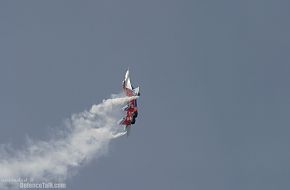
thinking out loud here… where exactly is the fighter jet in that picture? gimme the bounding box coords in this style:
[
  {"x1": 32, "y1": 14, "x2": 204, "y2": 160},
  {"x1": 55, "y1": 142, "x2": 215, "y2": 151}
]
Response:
[{"x1": 118, "y1": 69, "x2": 140, "y2": 136}]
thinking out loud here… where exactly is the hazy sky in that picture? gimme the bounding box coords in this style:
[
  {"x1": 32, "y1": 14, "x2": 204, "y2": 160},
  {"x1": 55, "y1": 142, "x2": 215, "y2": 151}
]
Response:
[{"x1": 0, "y1": 0, "x2": 289, "y2": 190}]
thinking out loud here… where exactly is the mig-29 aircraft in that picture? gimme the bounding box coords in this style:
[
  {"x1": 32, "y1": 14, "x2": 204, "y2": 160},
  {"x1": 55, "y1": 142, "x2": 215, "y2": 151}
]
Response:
[{"x1": 118, "y1": 69, "x2": 140, "y2": 136}]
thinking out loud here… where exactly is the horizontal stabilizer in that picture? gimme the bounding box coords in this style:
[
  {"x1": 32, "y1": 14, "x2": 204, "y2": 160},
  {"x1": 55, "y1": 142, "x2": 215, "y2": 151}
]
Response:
[{"x1": 133, "y1": 87, "x2": 140, "y2": 96}]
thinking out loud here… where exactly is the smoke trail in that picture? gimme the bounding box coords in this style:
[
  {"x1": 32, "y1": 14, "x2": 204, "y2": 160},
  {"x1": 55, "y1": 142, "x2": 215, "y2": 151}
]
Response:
[{"x1": 0, "y1": 95, "x2": 137, "y2": 189}]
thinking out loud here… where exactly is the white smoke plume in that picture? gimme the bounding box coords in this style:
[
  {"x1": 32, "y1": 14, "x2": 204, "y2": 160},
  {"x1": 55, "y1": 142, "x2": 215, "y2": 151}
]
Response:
[{"x1": 0, "y1": 95, "x2": 137, "y2": 189}]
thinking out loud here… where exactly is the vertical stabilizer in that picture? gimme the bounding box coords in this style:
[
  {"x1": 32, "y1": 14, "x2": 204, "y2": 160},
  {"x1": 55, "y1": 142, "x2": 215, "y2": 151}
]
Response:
[{"x1": 124, "y1": 69, "x2": 133, "y2": 90}]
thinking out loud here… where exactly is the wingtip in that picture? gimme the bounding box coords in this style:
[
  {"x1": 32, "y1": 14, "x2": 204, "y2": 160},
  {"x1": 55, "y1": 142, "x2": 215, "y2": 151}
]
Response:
[{"x1": 125, "y1": 69, "x2": 130, "y2": 79}]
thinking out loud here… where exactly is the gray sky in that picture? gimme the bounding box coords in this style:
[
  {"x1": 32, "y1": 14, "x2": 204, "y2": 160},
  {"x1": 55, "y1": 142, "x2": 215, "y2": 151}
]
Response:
[{"x1": 0, "y1": 0, "x2": 289, "y2": 190}]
